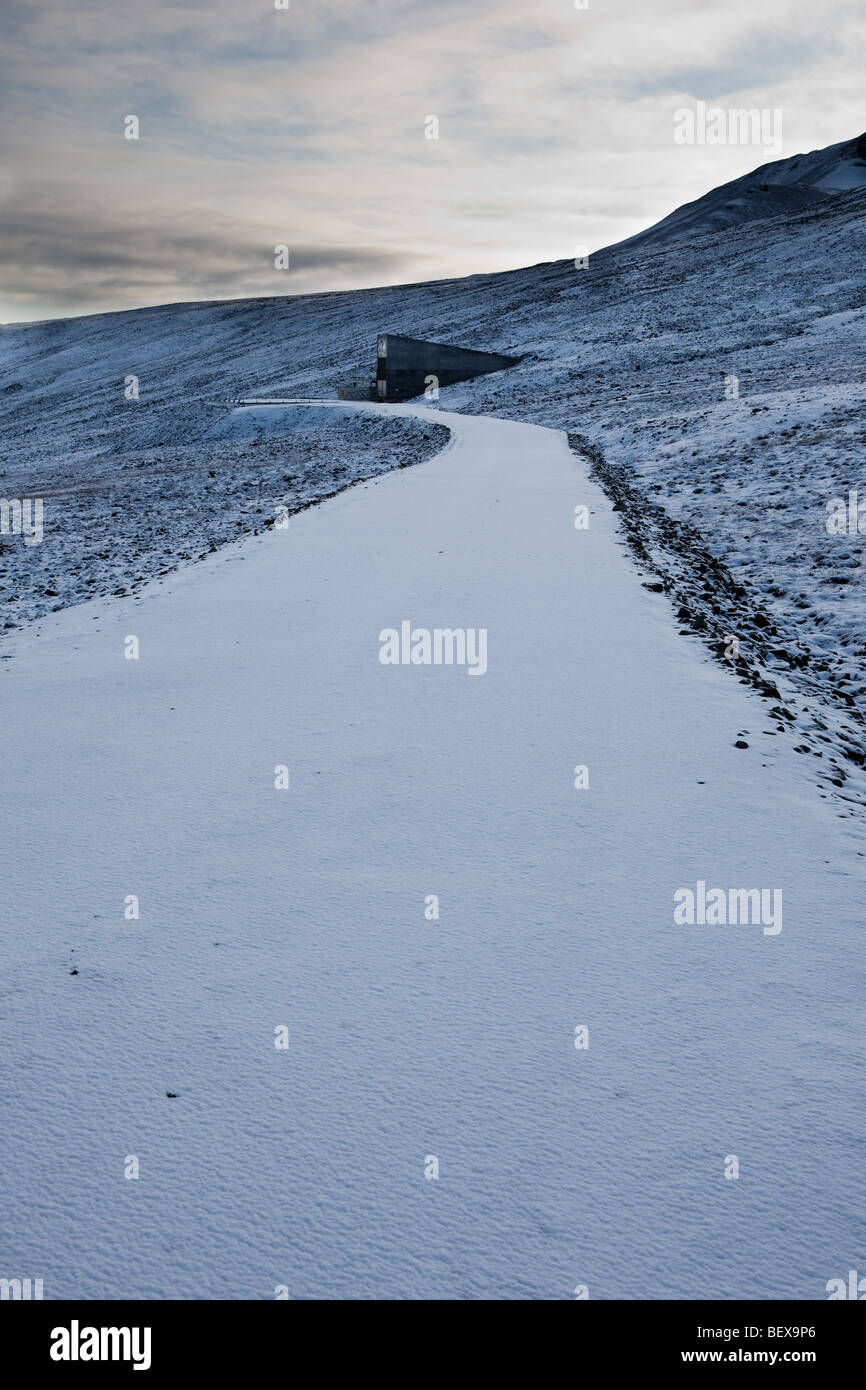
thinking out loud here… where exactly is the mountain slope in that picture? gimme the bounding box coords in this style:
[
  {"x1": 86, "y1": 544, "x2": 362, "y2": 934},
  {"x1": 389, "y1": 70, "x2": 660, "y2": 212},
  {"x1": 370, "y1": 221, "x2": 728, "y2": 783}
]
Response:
[
  {"x1": 618, "y1": 133, "x2": 866, "y2": 249},
  {"x1": 1, "y1": 136, "x2": 865, "y2": 801}
]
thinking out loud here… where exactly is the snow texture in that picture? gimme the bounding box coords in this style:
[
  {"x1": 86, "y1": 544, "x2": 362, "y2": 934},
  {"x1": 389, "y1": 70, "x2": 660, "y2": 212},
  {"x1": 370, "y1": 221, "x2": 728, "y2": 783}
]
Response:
[
  {"x1": 1, "y1": 403, "x2": 864, "y2": 1300},
  {"x1": 1, "y1": 135, "x2": 865, "y2": 1300},
  {"x1": 2, "y1": 139, "x2": 863, "y2": 806},
  {"x1": 0, "y1": 399, "x2": 448, "y2": 630}
]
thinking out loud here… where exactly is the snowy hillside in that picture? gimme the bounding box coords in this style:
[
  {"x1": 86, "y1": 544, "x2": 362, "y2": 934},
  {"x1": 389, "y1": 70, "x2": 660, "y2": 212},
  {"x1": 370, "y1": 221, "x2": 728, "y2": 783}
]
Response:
[
  {"x1": 0, "y1": 403, "x2": 447, "y2": 629},
  {"x1": 2, "y1": 135, "x2": 864, "y2": 805},
  {"x1": 1, "y1": 133, "x2": 865, "y2": 1304},
  {"x1": 618, "y1": 132, "x2": 866, "y2": 248}
]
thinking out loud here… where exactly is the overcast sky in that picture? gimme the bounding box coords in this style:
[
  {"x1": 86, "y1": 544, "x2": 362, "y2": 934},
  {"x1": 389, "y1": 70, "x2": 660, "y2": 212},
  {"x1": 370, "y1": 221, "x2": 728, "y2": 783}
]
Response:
[{"x1": 1, "y1": 0, "x2": 863, "y2": 322}]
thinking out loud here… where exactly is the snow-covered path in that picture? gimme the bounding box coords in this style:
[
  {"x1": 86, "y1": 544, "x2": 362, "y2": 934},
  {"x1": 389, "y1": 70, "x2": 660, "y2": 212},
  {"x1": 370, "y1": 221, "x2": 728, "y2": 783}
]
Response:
[{"x1": 0, "y1": 404, "x2": 863, "y2": 1300}]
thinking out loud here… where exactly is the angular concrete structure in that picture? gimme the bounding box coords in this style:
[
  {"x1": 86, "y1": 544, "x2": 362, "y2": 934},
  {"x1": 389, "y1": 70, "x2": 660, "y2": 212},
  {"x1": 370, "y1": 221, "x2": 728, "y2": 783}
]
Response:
[{"x1": 375, "y1": 333, "x2": 520, "y2": 401}]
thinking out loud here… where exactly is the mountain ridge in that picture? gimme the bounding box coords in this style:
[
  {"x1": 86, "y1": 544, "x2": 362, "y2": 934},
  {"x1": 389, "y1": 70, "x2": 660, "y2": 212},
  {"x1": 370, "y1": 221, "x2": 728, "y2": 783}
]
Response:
[{"x1": 616, "y1": 132, "x2": 866, "y2": 250}]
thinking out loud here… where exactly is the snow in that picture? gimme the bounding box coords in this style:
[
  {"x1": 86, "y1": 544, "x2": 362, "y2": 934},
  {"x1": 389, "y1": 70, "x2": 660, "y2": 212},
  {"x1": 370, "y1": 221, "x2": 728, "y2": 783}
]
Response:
[
  {"x1": 207, "y1": 402, "x2": 367, "y2": 439},
  {"x1": 0, "y1": 403, "x2": 448, "y2": 630},
  {"x1": 2, "y1": 132, "x2": 866, "y2": 1301},
  {"x1": 814, "y1": 161, "x2": 866, "y2": 192},
  {"x1": 2, "y1": 150, "x2": 863, "y2": 793},
  {"x1": 0, "y1": 402, "x2": 864, "y2": 1299},
  {"x1": 618, "y1": 134, "x2": 866, "y2": 248}
]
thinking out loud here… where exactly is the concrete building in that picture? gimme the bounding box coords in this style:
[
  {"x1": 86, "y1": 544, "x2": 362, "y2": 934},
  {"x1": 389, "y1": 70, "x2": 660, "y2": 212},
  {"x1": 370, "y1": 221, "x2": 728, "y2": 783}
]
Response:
[{"x1": 373, "y1": 334, "x2": 521, "y2": 401}]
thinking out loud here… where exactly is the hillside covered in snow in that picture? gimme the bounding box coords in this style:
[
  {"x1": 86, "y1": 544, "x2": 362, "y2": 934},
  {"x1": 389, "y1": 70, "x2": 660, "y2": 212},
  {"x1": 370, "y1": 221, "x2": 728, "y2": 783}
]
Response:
[
  {"x1": 617, "y1": 131, "x2": 866, "y2": 248},
  {"x1": 2, "y1": 133, "x2": 865, "y2": 802},
  {"x1": 2, "y1": 130, "x2": 866, "y2": 1306}
]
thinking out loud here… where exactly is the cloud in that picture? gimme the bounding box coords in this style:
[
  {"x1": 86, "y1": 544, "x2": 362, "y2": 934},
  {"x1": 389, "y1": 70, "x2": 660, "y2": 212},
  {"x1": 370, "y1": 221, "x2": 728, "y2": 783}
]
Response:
[
  {"x1": 0, "y1": 197, "x2": 430, "y2": 317},
  {"x1": 623, "y1": 29, "x2": 846, "y2": 101},
  {"x1": 1, "y1": 0, "x2": 864, "y2": 319}
]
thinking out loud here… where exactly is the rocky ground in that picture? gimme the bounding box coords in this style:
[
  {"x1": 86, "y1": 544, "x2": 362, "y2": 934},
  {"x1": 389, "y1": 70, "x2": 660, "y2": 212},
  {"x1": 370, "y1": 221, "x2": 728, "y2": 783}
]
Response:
[{"x1": 0, "y1": 406, "x2": 448, "y2": 630}]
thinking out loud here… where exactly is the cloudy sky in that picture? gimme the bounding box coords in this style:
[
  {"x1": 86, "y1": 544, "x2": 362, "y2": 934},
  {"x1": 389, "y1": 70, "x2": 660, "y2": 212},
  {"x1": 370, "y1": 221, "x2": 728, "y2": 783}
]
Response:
[{"x1": 1, "y1": 0, "x2": 863, "y2": 322}]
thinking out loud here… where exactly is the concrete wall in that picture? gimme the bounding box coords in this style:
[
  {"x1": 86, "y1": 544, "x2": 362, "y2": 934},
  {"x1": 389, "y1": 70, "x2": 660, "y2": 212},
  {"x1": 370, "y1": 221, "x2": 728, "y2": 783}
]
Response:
[
  {"x1": 337, "y1": 378, "x2": 376, "y2": 401},
  {"x1": 376, "y1": 333, "x2": 520, "y2": 401}
]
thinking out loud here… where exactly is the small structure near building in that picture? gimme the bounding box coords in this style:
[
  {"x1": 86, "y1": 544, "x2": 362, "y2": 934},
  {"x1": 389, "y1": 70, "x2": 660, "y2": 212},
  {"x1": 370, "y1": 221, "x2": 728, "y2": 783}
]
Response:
[
  {"x1": 338, "y1": 333, "x2": 521, "y2": 402},
  {"x1": 337, "y1": 378, "x2": 376, "y2": 401}
]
